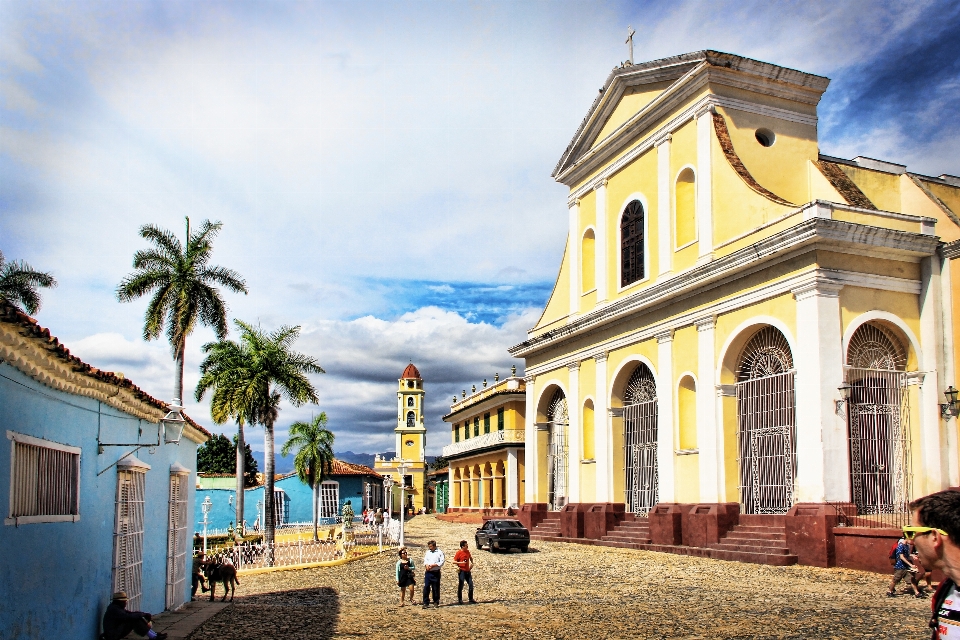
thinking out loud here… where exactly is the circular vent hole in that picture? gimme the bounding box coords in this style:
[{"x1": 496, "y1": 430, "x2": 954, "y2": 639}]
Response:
[{"x1": 755, "y1": 128, "x2": 775, "y2": 147}]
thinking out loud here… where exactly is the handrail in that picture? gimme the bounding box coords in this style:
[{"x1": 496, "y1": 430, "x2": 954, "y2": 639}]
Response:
[{"x1": 442, "y1": 430, "x2": 525, "y2": 458}]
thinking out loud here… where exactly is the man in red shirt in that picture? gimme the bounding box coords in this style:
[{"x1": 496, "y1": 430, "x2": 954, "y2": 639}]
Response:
[{"x1": 454, "y1": 540, "x2": 476, "y2": 604}]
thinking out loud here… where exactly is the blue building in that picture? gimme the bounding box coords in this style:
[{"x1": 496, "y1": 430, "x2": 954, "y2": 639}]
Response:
[
  {"x1": 195, "y1": 460, "x2": 385, "y2": 531},
  {"x1": 0, "y1": 301, "x2": 210, "y2": 639}
]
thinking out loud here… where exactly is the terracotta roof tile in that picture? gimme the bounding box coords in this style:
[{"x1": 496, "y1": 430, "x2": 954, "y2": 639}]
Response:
[
  {"x1": 0, "y1": 299, "x2": 211, "y2": 438},
  {"x1": 401, "y1": 363, "x2": 421, "y2": 380},
  {"x1": 815, "y1": 160, "x2": 877, "y2": 210}
]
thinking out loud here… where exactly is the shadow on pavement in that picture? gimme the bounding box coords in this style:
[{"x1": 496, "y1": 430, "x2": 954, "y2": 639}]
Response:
[{"x1": 189, "y1": 587, "x2": 339, "y2": 640}]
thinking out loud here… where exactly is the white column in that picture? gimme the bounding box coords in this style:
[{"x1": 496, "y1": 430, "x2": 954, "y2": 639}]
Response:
[
  {"x1": 524, "y1": 375, "x2": 537, "y2": 503},
  {"x1": 595, "y1": 179, "x2": 608, "y2": 303},
  {"x1": 695, "y1": 315, "x2": 719, "y2": 502},
  {"x1": 695, "y1": 105, "x2": 714, "y2": 262},
  {"x1": 656, "y1": 330, "x2": 676, "y2": 502},
  {"x1": 939, "y1": 254, "x2": 959, "y2": 487},
  {"x1": 594, "y1": 352, "x2": 610, "y2": 501},
  {"x1": 656, "y1": 134, "x2": 673, "y2": 277},
  {"x1": 568, "y1": 200, "x2": 580, "y2": 318},
  {"x1": 715, "y1": 385, "x2": 735, "y2": 502},
  {"x1": 920, "y1": 255, "x2": 945, "y2": 492},
  {"x1": 506, "y1": 448, "x2": 519, "y2": 507},
  {"x1": 567, "y1": 361, "x2": 581, "y2": 502},
  {"x1": 792, "y1": 278, "x2": 846, "y2": 503}
]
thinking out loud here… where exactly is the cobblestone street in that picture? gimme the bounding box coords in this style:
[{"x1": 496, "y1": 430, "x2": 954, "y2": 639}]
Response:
[{"x1": 189, "y1": 515, "x2": 933, "y2": 639}]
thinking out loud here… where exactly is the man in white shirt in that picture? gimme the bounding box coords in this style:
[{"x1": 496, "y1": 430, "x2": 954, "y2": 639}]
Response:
[
  {"x1": 908, "y1": 490, "x2": 960, "y2": 639},
  {"x1": 422, "y1": 540, "x2": 445, "y2": 608}
]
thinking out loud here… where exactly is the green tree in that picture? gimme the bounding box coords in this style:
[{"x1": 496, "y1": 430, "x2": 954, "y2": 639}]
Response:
[
  {"x1": 197, "y1": 433, "x2": 258, "y2": 487},
  {"x1": 116, "y1": 217, "x2": 247, "y2": 405},
  {"x1": 198, "y1": 320, "x2": 323, "y2": 555},
  {"x1": 196, "y1": 335, "x2": 255, "y2": 527},
  {"x1": 429, "y1": 455, "x2": 449, "y2": 472},
  {"x1": 0, "y1": 250, "x2": 57, "y2": 315},
  {"x1": 281, "y1": 413, "x2": 335, "y2": 541}
]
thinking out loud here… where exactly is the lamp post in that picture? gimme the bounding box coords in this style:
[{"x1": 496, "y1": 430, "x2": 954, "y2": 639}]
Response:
[
  {"x1": 383, "y1": 475, "x2": 395, "y2": 518},
  {"x1": 942, "y1": 386, "x2": 960, "y2": 418},
  {"x1": 255, "y1": 499, "x2": 263, "y2": 534},
  {"x1": 201, "y1": 496, "x2": 213, "y2": 554},
  {"x1": 398, "y1": 462, "x2": 410, "y2": 549},
  {"x1": 364, "y1": 482, "x2": 371, "y2": 512}
]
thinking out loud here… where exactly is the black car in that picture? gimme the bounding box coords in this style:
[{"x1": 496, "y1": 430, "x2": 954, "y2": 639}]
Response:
[{"x1": 475, "y1": 519, "x2": 530, "y2": 553}]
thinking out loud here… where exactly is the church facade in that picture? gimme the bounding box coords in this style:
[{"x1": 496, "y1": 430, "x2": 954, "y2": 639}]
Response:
[
  {"x1": 374, "y1": 364, "x2": 428, "y2": 513},
  {"x1": 511, "y1": 51, "x2": 960, "y2": 567}
]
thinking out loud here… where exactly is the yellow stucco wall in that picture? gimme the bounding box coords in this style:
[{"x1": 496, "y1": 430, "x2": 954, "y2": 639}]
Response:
[
  {"x1": 605, "y1": 148, "x2": 659, "y2": 299},
  {"x1": 836, "y1": 165, "x2": 902, "y2": 213},
  {"x1": 592, "y1": 82, "x2": 673, "y2": 146}
]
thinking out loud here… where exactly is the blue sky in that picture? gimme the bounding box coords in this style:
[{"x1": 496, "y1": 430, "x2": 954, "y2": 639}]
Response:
[{"x1": 2, "y1": 0, "x2": 958, "y2": 456}]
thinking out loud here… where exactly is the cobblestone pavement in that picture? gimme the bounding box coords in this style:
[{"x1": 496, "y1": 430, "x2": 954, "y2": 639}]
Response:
[{"x1": 188, "y1": 515, "x2": 933, "y2": 639}]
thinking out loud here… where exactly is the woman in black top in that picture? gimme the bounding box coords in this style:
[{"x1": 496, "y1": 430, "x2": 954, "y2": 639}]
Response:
[{"x1": 395, "y1": 548, "x2": 416, "y2": 606}]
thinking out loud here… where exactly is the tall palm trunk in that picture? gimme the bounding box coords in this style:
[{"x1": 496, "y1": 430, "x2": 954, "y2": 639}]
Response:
[
  {"x1": 175, "y1": 347, "x2": 185, "y2": 404},
  {"x1": 311, "y1": 467, "x2": 319, "y2": 542},
  {"x1": 263, "y1": 420, "x2": 276, "y2": 563},
  {"x1": 235, "y1": 420, "x2": 245, "y2": 535}
]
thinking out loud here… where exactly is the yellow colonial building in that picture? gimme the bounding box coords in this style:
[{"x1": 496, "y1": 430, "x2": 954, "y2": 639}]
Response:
[
  {"x1": 511, "y1": 50, "x2": 960, "y2": 532},
  {"x1": 442, "y1": 371, "x2": 526, "y2": 512},
  {"x1": 374, "y1": 363, "x2": 428, "y2": 513}
]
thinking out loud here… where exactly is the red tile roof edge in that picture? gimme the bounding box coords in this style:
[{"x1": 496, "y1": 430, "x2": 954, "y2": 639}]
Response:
[{"x1": 0, "y1": 299, "x2": 211, "y2": 439}]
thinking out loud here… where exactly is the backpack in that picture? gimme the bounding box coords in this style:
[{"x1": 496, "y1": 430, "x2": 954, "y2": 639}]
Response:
[{"x1": 890, "y1": 542, "x2": 902, "y2": 566}]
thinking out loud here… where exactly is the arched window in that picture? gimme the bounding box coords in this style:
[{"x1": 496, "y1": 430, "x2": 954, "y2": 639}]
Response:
[
  {"x1": 620, "y1": 200, "x2": 646, "y2": 287},
  {"x1": 407, "y1": 396, "x2": 414, "y2": 407},
  {"x1": 677, "y1": 375, "x2": 697, "y2": 450},
  {"x1": 581, "y1": 228, "x2": 595, "y2": 293},
  {"x1": 675, "y1": 168, "x2": 696, "y2": 248},
  {"x1": 406, "y1": 411, "x2": 415, "y2": 428}
]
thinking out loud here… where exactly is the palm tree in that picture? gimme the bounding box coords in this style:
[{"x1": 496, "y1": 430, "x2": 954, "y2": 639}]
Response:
[
  {"x1": 281, "y1": 413, "x2": 335, "y2": 541},
  {"x1": 0, "y1": 250, "x2": 57, "y2": 315},
  {"x1": 116, "y1": 217, "x2": 247, "y2": 404},
  {"x1": 196, "y1": 337, "x2": 254, "y2": 530},
  {"x1": 199, "y1": 320, "x2": 324, "y2": 554}
]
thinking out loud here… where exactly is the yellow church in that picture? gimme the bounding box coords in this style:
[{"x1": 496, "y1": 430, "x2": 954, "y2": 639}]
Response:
[
  {"x1": 374, "y1": 363, "x2": 428, "y2": 514},
  {"x1": 510, "y1": 50, "x2": 960, "y2": 568}
]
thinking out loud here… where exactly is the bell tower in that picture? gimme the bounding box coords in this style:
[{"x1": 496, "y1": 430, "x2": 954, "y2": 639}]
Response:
[{"x1": 396, "y1": 362, "x2": 426, "y2": 462}]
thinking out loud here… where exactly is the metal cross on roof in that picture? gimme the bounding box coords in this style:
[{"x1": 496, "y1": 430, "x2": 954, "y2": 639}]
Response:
[{"x1": 626, "y1": 25, "x2": 636, "y2": 64}]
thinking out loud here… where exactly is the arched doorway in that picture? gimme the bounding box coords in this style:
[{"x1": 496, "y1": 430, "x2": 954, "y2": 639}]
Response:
[
  {"x1": 846, "y1": 322, "x2": 911, "y2": 516},
  {"x1": 735, "y1": 326, "x2": 796, "y2": 514},
  {"x1": 623, "y1": 364, "x2": 658, "y2": 515},
  {"x1": 546, "y1": 389, "x2": 568, "y2": 510}
]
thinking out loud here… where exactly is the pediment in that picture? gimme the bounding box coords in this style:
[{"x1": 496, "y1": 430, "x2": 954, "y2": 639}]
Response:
[{"x1": 554, "y1": 50, "x2": 830, "y2": 187}]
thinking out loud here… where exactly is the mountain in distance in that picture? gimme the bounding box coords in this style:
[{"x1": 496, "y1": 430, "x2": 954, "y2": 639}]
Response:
[
  {"x1": 336, "y1": 451, "x2": 437, "y2": 468},
  {"x1": 251, "y1": 450, "x2": 294, "y2": 475}
]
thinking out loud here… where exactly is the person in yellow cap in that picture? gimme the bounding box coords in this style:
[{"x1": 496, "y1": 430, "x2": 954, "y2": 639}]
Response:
[{"x1": 100, "y1": 592, "x2": 167, "y2": 640}]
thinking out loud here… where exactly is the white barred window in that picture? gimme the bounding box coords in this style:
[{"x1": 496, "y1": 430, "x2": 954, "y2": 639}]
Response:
[
  {"x1": 6, "y1": 431, "x2": 80, "y2": 525},
  {"x1": 113, "y1": 466, "x2": 146, "y2": 612},
  {"x1": 320, "y1": 482, "x2": 339, "y2": 518}
]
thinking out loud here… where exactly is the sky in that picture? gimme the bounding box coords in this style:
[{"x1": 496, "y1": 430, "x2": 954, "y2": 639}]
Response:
[{"x1": 2, "y1": 0, "x2": 959, "y2": 459}]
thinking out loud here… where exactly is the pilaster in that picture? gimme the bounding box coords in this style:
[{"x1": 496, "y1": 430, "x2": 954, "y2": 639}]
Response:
[
  {"x1": 920, "y1": 255, "x2": 944, "y2": 492},
  {"x1": 595, "y1": 180, "x2": 608, "y2": 303},
  {"x1": 506, "y1": 448, "x2": 519, "y2": 507},
  {"x1": 656, "y1": 330, "x2": 676, "y2": 502},
  {"x1": 695, "y1": 315, "x2": 719, "y2": 502},
  {"x1": 569, "y1": 200, "x2": 580, "y2": 318},
  {"x1": 594, "y1": 351, "x2": 610, "y2": 501},
  {"x1": 656, "y1": 134, "x2": 673, "y2": 277},
  {"x1": 524, "y1": 374, "x2": 537, "y2": 503},
  {"x1": 792, "y1": 278, "x2": 845, "y2": 502},
  {"x1": 695, "y1": 106, "x2": 714, "y2": 262},
  {"x1": 567, "y1": 361, "x2": 581, "y2": 502}
]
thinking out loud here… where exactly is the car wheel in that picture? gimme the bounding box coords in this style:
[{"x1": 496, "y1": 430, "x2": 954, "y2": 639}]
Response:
[
  {"x1": 475, "y1": 537, "x2": 483, "y2": 549},
  {"x1": 520, "y1": 544, "x2": 529, "y2": 553},
  {"x1": 490, "y1": 541, "x2": 499, "y2": 553}
]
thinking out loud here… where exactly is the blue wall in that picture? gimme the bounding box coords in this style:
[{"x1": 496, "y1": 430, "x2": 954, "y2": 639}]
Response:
[
  {"x1": 0, "y1": 363, "x2": 201, "y2": 639},
  {"x1": 195, "y1": 473, "x2": 382, "y2": 531}
]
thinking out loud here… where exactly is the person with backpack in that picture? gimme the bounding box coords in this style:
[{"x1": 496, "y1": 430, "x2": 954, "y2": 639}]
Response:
[
  {"x1": 907, "y1": 490, "x2": 960, "y2": 639},
  {"x1": 888, "y1": 535, "x2": 922, "y2": 598}
]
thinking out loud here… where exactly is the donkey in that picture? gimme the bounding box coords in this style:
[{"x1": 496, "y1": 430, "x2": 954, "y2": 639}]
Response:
[{"x1": 204, "y1": 555, "x2": 240, "y2": 602}]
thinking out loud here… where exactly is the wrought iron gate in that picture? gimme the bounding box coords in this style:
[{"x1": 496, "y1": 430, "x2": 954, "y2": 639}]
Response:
[
  {"x1": 113, "y1": 469, "x2": 145, "y2": 612},
  {"x1": 847, "y1": 368, "x2": 911, "y2": 516},
  {"x1": 736, "y1": 327, "x2": 796, "y2": 515},
  {"x1": 546, "y1": 390, "x2": 568, "y2": 511},
  {"x1": 623, "y1": 365, "x2": 658, "y2": 515}
]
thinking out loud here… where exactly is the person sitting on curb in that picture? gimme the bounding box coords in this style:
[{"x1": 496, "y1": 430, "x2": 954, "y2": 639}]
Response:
[
  {"x1": 100, "y1": 592, "x2": 167, "y2": 640},
  {"x1": 907, "y1": 490, "x2": 960, "y2": 639},
  {"x1": 888, "y1": 535, "x2": 922, "y2": 598}
]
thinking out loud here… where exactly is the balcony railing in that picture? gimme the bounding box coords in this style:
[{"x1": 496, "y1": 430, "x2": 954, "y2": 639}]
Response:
[{"x1": 442, "y1": 429, "x2": 525, "y2": 458}]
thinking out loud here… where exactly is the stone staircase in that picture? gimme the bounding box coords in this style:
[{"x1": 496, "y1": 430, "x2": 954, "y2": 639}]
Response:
[
  {"x1": 529, "y1": 511, "x2": 562, "y2": 540},
  {"x1": 707, "y1": 515, "x2": 797, "y2": 566},
  {"x1": 598, "y1": 514, "x2": 651, "y2": 549}
]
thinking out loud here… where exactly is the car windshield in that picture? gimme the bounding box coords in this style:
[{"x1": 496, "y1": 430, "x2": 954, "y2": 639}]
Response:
[{"x1": 494, "y1": 520, "x2": 524, "y2": 528}]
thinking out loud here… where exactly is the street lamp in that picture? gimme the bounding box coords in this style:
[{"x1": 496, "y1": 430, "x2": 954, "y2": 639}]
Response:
[
  {"x1": 942, "y1": 386, "x2": 960, "y2": 419},
  {"x1": 836, "y1": 382, "x2": 852, "y2": 413},
  {"x1": 383, "y1": 475, "x2": 395, "y2": 518},
  {"x1": 200, "y1": 496, "x2": 213, "y2": 554},
  {"x1": 161, "y1": 398, "x2": 186, "y2": 444},
  {"x1": 398, "y1": 462, "x2": 410, "y2": 549}
]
